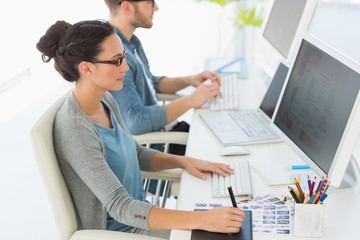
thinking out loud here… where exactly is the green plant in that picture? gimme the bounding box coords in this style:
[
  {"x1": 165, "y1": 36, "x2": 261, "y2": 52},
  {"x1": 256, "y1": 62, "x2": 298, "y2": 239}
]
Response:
[
  {"x1": 196, "y1": 0, "x2": 239, "y2": 7},
  {"x1": 233, "y1": 5, "x2": 264, "y2": 29}
]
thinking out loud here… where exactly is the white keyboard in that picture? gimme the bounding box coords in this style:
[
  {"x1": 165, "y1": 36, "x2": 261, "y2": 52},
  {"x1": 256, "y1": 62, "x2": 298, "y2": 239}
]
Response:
[
  {"x1": 230, "y1": 111, "x2": 275, "y2": 137},
  {"x1": 212, "y1": 160, "x2": 253, "y2": 198},
  {"x1": 209, "y1": 74, "x2": 240, "y2": 111}
]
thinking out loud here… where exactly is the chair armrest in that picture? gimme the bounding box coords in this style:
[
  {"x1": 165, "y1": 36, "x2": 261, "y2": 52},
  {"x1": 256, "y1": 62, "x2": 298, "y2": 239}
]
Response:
[
  {"x1": 134, "y1": 132, "x2": 187, "y2": 182},
  {"x1": 141, "y1": 169, "x2": 183, "y2": 182},
  {"x1": 71, "y1": 229, "x2": 163, "y2": 240},
  {"x1": 133, "y1": 131, "x2": 188, "y2": 145},
  {"x1": 156, "y1": 93, "x2": 185, "y2": 102}
]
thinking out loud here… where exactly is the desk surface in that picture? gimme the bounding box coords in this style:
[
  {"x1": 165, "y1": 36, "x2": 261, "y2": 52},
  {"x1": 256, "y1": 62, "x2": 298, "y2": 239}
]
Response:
[{"x1": 170, "y1": 74, "x2": 360, "y2": 240}]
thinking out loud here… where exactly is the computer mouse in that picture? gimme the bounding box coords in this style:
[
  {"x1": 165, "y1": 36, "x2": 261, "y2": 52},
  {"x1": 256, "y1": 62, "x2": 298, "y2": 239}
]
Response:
[{"x1": 219, "y1": 146, "x2": 250, "y2": 156}]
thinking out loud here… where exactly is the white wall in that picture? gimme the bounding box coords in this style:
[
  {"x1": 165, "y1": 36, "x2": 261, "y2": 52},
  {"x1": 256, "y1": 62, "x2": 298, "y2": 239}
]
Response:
[{"x1": 0, "y1": 0, "x2": 244, "y2": 123}]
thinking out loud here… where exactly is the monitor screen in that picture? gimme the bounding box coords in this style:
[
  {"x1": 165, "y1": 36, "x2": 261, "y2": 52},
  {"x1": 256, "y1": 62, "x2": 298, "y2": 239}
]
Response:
[
  {"x1": 272, "y1": 34, "x2": 360, "y2": 187},
  {"x1": 253, "y1": 0, "x2": 318, "y2": 77},
  {"x1": 263, "y1": 0, "x2": 307, "y2": 58},
  {"x1": 259, "y1": 62, "x2": 289, "y2": 118}
]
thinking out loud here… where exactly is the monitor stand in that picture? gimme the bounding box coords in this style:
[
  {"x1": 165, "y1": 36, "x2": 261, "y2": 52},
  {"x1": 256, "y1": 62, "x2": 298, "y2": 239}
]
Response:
[{"x1": 328, "y1": 155, "x2": 360, "y2": 193}]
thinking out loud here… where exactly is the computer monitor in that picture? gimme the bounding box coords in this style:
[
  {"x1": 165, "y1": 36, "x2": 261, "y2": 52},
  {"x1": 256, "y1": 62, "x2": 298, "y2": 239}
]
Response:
[
  {"x1": 308, "y1": 0, "x2": 360, "y2": 64},
  {"x1": 252, "y1": 0, "x2": 319, "y2": 78},
  {"x1": 271, "y1": 34, "x2": 360, "y2": 189}
]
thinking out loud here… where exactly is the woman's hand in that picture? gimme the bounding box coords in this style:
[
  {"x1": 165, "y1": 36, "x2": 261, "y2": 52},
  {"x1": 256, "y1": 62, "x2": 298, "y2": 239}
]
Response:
[
  {"x1": 198, "y1": 207, "x2": 245, "y2": 233},
  {"x1": 182, "y1": 157, "x2": 234, "y2": 180}
]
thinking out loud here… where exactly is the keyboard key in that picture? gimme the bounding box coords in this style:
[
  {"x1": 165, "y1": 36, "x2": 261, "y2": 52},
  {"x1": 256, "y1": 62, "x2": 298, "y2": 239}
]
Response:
[
  {"x1": 209, "y1": 74, "x2": 240, "y2": 110},
  {"x1": 212, "y1": 160, "x2": 253, "y2": 199},
  {"x1": 230, "y1": 111, "x2": 275, "y2": 137}
]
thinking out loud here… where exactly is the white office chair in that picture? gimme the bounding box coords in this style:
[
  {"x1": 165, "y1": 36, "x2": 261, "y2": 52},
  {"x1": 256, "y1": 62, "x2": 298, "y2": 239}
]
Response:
[
  {"x1": 30, "y1": 93, "x2": 166, "y2": 240},
  {"x1": 133, "y1": 132, "x2": 186, "y2": 207},
  {"x1": 133, "y1": 92, "x2": 188, "y2": 207}
]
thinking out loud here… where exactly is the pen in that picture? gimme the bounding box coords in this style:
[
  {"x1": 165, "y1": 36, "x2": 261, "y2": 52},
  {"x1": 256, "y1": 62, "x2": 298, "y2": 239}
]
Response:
[
  {"x1": 292, "y1": 164, "x2": 310, "y2": 170},
  {"x1": 227, "y1": 185, "x2": 237, "y2": 208},
  {"x1": 288, "y1": 186, "x2": 301, "y2": 203}
]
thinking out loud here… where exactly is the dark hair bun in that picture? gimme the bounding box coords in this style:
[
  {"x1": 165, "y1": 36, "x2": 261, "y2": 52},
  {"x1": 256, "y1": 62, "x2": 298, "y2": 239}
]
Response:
[{"x1": 36, "y1": 20, "x2": 71, "y2": 62}]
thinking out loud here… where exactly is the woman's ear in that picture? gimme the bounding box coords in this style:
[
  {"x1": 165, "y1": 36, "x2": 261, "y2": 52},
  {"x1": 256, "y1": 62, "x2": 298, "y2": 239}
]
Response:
[{"x1": 78, "y1": 61, "x2": 94, "y2": 77}]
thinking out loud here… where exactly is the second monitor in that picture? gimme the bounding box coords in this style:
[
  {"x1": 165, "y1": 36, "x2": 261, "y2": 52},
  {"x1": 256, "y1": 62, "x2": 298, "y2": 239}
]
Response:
[
  {"x1": 272, "y1": 34, "x2": 360, "y2": 189},
  {"x1": 253, "y1": 0, "x2": 319, "y2": 78}
]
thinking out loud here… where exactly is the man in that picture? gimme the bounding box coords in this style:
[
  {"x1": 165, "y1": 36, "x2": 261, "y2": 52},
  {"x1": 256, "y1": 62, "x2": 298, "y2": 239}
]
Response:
[{"x1": 104, "y1": 0, "x2": 222, "y2": 156}]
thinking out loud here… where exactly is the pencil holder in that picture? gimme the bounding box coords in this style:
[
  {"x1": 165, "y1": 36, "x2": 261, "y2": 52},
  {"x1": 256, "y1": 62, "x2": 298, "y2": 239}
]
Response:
[{"x1": 293, "y1": 203, "x2": 324, "y2": 237}]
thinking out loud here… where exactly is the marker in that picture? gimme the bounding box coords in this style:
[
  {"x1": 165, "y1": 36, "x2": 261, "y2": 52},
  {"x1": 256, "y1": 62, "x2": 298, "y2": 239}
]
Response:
[
  {"x1": 227, "y1": 185, "x2": 237, "y2": 208},
  {"x1": 292, "y1": 164, "x2": 310, "y2": 170},
  {"x1": 317, "y1": 194, "x2": 328, "y2": 204}
]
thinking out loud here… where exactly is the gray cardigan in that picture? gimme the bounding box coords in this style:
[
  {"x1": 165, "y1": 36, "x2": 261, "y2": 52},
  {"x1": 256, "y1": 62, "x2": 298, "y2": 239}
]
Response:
[{"x1": 54, "y1": 91, "x2": 157, "y2": 230}]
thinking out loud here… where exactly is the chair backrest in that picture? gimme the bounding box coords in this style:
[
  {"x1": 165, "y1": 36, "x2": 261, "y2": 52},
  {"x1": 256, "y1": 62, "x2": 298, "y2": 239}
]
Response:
[{"x1": 30, "y1": 93, "x2": 77, "y2": 240}]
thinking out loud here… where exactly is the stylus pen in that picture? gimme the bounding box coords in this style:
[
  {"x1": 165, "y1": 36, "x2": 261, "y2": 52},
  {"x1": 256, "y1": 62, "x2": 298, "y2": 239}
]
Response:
[{"x1": 227, "y1": 185, "x2": 237, "y2": 208}]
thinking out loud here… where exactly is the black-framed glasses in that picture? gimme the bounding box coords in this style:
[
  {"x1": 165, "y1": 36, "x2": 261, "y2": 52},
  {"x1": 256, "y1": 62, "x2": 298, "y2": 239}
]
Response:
[
  {"x1": 118, "y1": 0, "x2": 155, "y2": 7},
  {"x1": 91, "y1": 51, "x2": 127, "y2": 67}
]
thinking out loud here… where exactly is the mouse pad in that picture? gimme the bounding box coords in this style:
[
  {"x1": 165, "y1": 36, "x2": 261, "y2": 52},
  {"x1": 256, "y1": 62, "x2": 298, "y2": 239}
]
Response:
[{"x1": 191, "y1": 210, "x2": 253, "y2": 240}]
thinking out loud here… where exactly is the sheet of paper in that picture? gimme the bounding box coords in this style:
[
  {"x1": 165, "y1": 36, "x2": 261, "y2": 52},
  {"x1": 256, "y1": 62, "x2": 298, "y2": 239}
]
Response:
[
  {"x1": 251, "y1": 158, "x2": 317, "y2": 187},
  {"x1": 204, "y1": 57, "x2": 248, "y2": 78},
  {"x1": 194, "y1": 194, "x2": 292, "y2": 235},
  {"x1": 206, "y1": 58, "x2": 243, "y2": 72}
]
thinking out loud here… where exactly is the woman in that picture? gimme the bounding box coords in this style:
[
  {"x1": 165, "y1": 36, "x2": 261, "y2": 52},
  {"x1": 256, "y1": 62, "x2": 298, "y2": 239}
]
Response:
[{"x1": 36, "y1": 19, "x2": 245, "y2": 239}]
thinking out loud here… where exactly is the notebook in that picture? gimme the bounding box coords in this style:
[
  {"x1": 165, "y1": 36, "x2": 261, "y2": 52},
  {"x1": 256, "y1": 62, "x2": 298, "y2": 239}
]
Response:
[
  {"x1": 191, "y1": 210, "x2": 253, "y2": 240},
  {"x1": 199, "y1": 62, "x2": 289, "y2": 146}
]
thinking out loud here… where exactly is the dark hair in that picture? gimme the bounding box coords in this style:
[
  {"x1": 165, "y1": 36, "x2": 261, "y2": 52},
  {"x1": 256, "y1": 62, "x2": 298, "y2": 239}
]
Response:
[
  {"x1": 36, "y1": 19, "x2": 115, "y2": 82},
  {"x1": 104, "y1": 0, "x2": 123, "y2": 11}
]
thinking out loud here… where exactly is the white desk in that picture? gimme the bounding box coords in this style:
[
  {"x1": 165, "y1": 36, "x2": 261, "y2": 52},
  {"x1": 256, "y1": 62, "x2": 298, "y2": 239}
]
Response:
[{"x1": 170, "y1": 77, "x2": 360, "y2": 240}]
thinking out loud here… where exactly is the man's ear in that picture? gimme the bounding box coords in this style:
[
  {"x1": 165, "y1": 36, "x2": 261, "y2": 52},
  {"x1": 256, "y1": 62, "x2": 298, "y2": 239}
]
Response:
[
  {"x1": 78, "y1": 61, "x2": 94, "y2": 77},
  {"x1": 119, "y1": 1, "x2": 134, "y2": 15}
]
